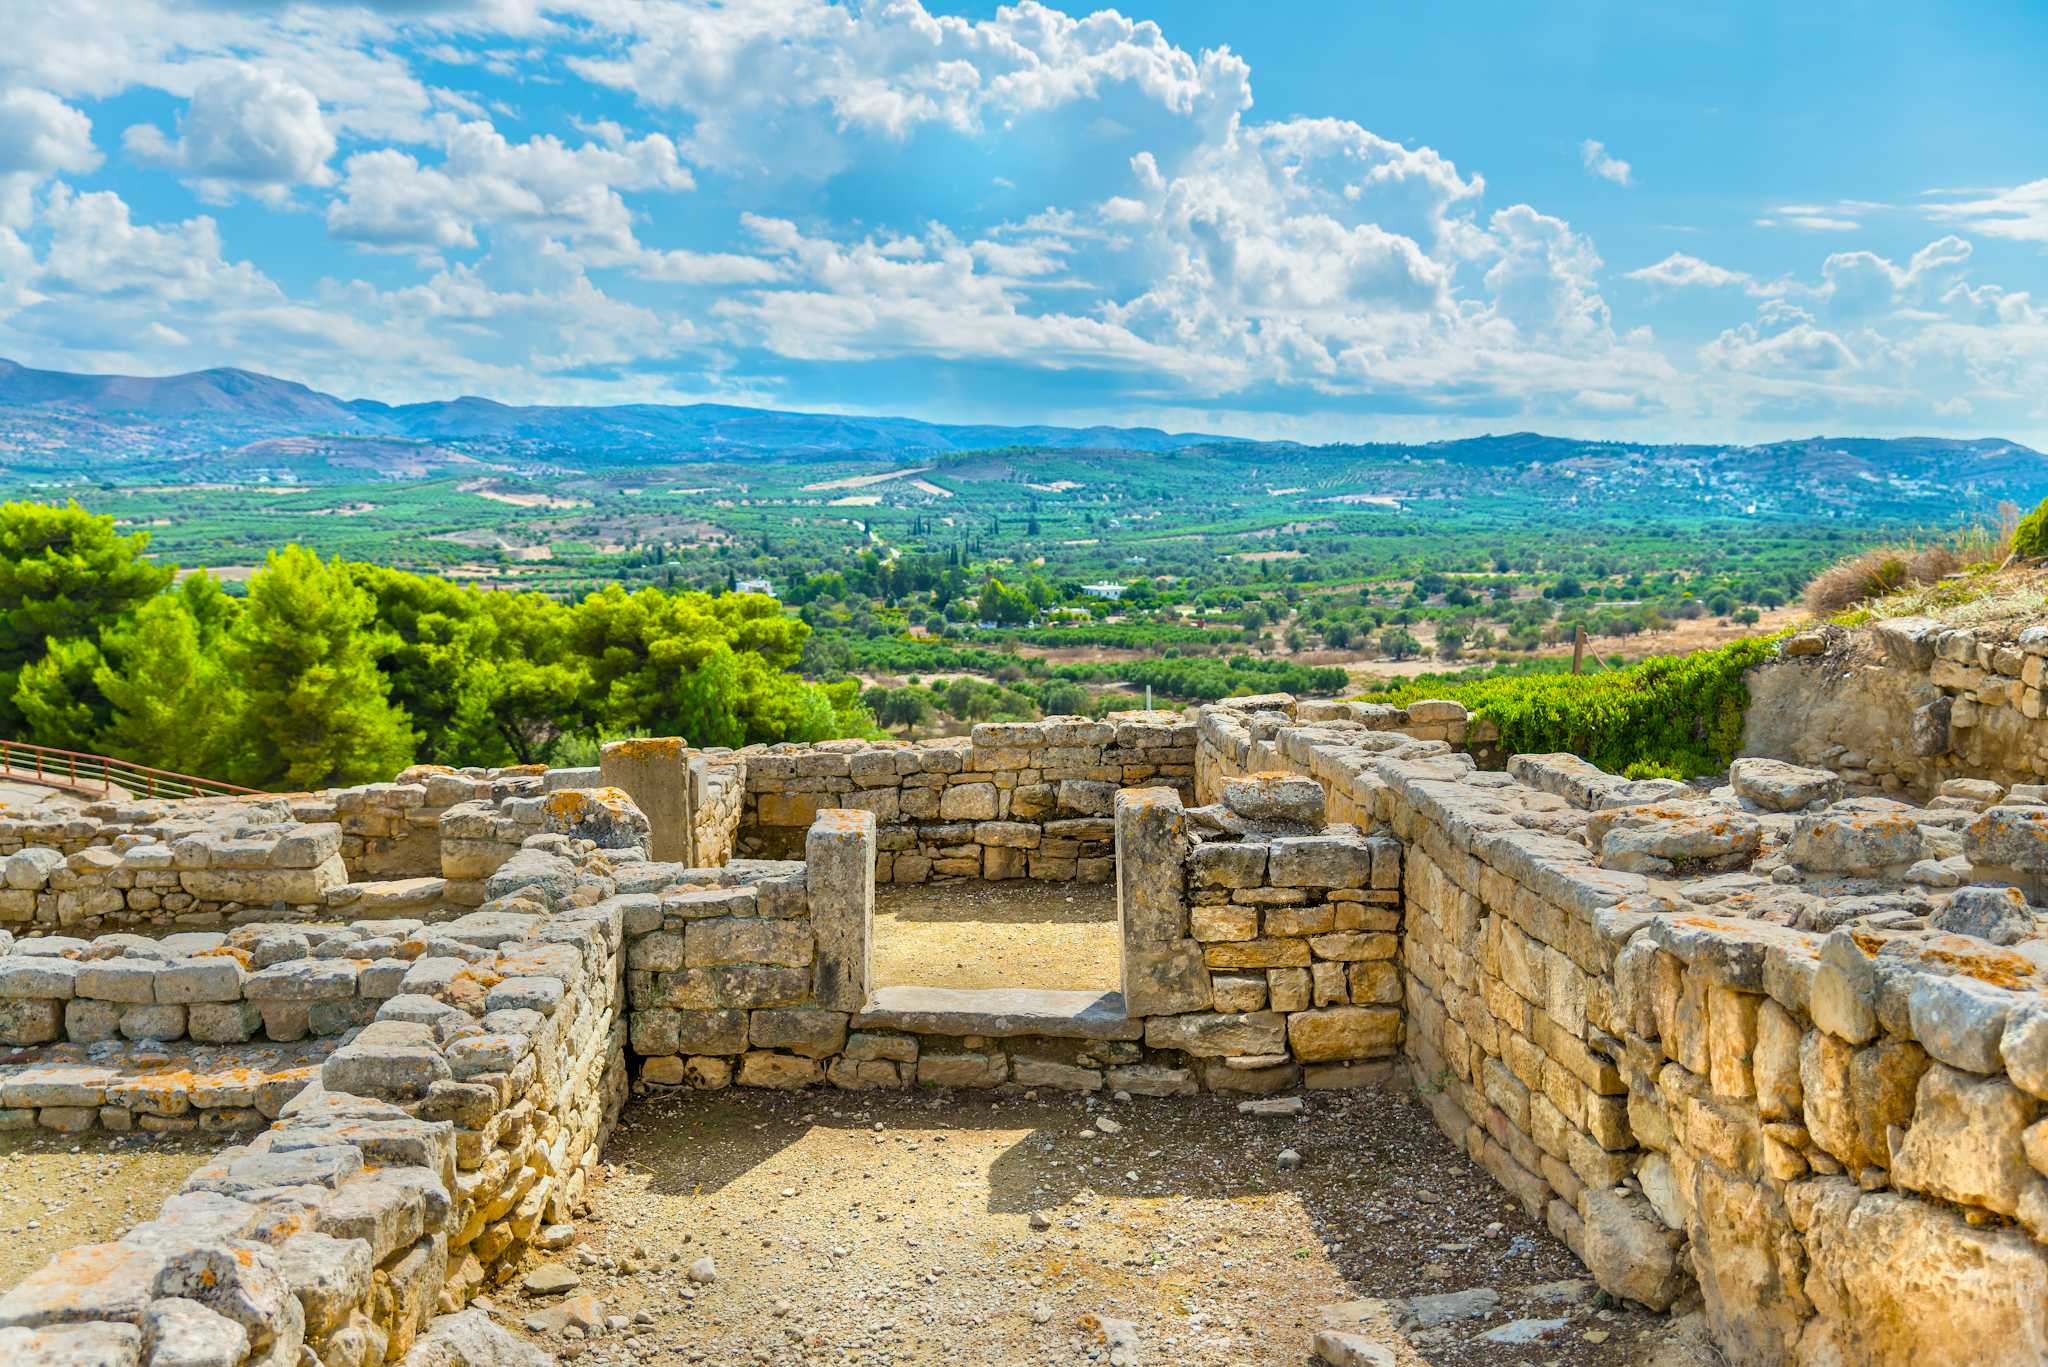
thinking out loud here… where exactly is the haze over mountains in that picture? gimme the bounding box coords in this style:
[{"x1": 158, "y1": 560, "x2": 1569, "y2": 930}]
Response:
[{"x1": 0, "y1": 358, "x2": 2043, "y2": 503}]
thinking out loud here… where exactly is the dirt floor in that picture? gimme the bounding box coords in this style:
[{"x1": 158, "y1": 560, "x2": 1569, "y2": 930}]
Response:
[
  {"x1": 0, "y1": 1129, "x2": 219, "y2": 1290},
  {"x1": 872, "y1": 881, "x2": 1120, "y2": 993},
  {"x1": 496, "y1": 1085, "x2": 1717, "y2": 1367}
]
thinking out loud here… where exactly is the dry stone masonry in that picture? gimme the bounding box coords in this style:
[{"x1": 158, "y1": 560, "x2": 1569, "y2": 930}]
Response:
[
  {"x1": 1747, "y1": 617, "x2": 2048, "y2": 797},
  {"x1": 6, "y1": 683, "x2": 2048, "y2": 1364}
]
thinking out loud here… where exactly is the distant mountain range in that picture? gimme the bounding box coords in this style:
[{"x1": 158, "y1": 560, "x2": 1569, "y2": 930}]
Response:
[
  {"x1": 1, "y1": 358, "x2": 2043, "y2": 500},
  {"x1": 0, "y1": 357, "x2": 1223, "y2": 468}
]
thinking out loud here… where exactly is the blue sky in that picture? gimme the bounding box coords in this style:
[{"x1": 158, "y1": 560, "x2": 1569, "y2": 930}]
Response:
[{"x1": 1, "y1": 0, "x2": 2045, "y2": 446}]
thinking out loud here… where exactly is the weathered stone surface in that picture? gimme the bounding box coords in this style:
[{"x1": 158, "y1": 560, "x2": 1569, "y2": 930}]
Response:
[
  {"x1": 396, "y1": 1308, "x2": 553, "y2": 1367},
  {"x1": 748, "y1": 1007, "x2": 849, "y2": 1058},
  {"x1": 1578, "y1": 1187, "x2": 1684, "y2": 1309},
  {"x1": 1729, "y1": 757, "x2": 1844, "y2": 812},
  {"x1": 1931, "y1": 885, "x2": 2037, "y2": 946},
  {"x1": 806, "y1": 809, "x2": 873, "y2": 1013},
  {"x1": 1908, "y1": 972, "x2": 2015, "y2": 1074},
  {"x1": 1268, "y1": 833, "x2": 1373, "y2": 888},
  {"x1": 1789, "y1": 802, "x2": 1928, "y2": 874},
  {"x1": 1116, "y1": 787, "x2": 1187, "y2": 944},
  {"x1": 1122, "y1": 941, "x2": 1211, "y2": 1017},
  {"x1": 143, "y1": 1296, "x2": 248, "y2": 1367},
  {"x1": 1143, "y1": 1011, "x2": 1285, "y2": 1058},
  {"x1": 1286, "y1": 1007, "x2": 1399, "y2": 1062},
  {"x1": 1219, "y1": 773, "x2": 1325, "y2": 827},
  {"x1": 0, "y1": 1322, "x2": 144, "y2": 1366},
  {"x1": 1968, "y1": 804, "x2": 2048, "y2": 874},
  {"x1": 600, "y1": 738, "x2": 692, "y2": 863},
  {"x1": 1796, "y1": 1179, "x2": 2048, "y2": 1366},
  {"x1": 1892, "y1": 1063, "x2": 2040, "y2": 1216}
]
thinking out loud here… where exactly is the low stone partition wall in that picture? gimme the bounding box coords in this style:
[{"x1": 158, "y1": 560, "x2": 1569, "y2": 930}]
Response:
[
  {"x1": 1746, "y1": 617, "x2": 2048, "y2": 797},
  {"x1": 0, "y1": 823, "x2": 350, "y2": 934},
  {"x1": 0, "y1": 822, "x2": 632, "y2": 1366},
  {"x1": 0, "y1": 912, "x2": 569, "y2": 1055},
  {"x1": 623, "y1": 769, "x2": 1409, "y2": 1095},
  {"x1": 1200, "y1": 692, "x2": 2048, "y2": 1365},
  {"x1": 0, "y1": 1039, "x2": 334, "y2": 1135},
  {"x1": 733, "y1": 711, "x2": 1195, "y2": 879}
]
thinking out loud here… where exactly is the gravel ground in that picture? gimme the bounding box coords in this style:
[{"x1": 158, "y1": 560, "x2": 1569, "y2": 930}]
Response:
[
  {"x1": 0, "y1": 1129, "x2": 219, "y2": 1290},
  {"x1": 495, "y1": 1083, "x2": 1720, "y2": 1367},
  {"x1": 872, "y1": 881, "x2": 1120, "y2": 992}
]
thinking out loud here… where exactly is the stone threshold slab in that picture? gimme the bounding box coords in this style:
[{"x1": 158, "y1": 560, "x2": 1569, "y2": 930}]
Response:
[{"x1": 856, "y1": 986, "x2": 1143, "y2": 1040}]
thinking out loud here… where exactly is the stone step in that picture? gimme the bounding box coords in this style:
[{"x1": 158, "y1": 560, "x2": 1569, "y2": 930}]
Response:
[{"x1": 855, "y1": 985, "x2": 1142, "y2": 1040}]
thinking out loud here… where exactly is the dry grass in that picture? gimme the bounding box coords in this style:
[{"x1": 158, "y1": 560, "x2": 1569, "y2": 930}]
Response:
[
  {"x1": 1848, "y1": 564, "x2": 2048, "y2": 635},
  {"x1": 1802, "y1": 506, "x2": 2020, "y2": 616}
]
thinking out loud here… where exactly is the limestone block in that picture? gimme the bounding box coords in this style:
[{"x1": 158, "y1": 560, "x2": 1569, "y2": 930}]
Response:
[
  {"x1": 684, "y1": 917, "x2": 813, "y2": 969},
  {"x1": 540, "y1": 787, "x2": 652, "y2": 851},
  {"x1": 938, "y1": 784, "x2": 998, "y2": 821},
  {"x1": 1268, "y1": 833, "x2": 1372, "y2": 888},
  {"x1": 749, "y1": 1008, "x2": 850, "y2": 1058},
  {"x1": 1968, "y1": 803, "x2": 2048, "y2": 873},
  {"x1": 1794, "y1": 1179, "x2": 2048, "y2": 1366},
  {"x1": 180, "y1": 855, "x2": 347, "y2": 906},
  {"x1": 1287, "y1": 1006, "x2": 1398, "y2": 1061},
  {"x1": 1122, "y1": 941, "x2": 1211, "y2": 1017},
  {"x1": 1219, "y1": 774, "x2": 1325, "y2": 827},
  {"x1": 1930, "y1": 885, "x2": 2036, "y2": 946},
  {"x1": 1115, "y1": 788, "x2": 1187, "y2": 944},
  {"x1": 737, "y1": 1052, "x2": 823, "y2": 1089},
  {"x1": 1143, "y1": 1011, "x2": 1285, "y2": 1058},
  {"x1": 1892, "y1": 1063, "x2": 2040, "y2": 1216},
  {"x1": 1788, "y1": 803, "x2": 1928, "y2": 874},
  {"x1": 1908, "y1": 972, "x2": 2015, "y2": 1074},
  {"x1": 806, "y1": 808, "x2": 875, "y2": 1013},
  {"x1": 1577, "y1": 1186, "x2": 1686, "y2": 1309},
  {"x1": 600, "y1": 738, "x2": 693, "y2": 864},
  {"x1": 1190, "y1": 841, "x2": 1267, "y2": 890},
  {"x1": 1729, "y1": 758, "x2": 1845, "y2": 812}
]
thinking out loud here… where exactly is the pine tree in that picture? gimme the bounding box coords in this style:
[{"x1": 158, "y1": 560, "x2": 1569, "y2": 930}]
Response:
[{"x1": 224, "y1": 547, "x2": 416, "y2": 789}]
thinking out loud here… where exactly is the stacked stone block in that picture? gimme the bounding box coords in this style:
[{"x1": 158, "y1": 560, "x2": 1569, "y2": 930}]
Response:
[
  {"x1": 1198, "y1": 690, "x2": 2048, "y2": 1367},
  {"x1": 0, "y1": 830, "x2": 631, "y2": 1366},
  {"x1": 736, "y1": 712, "x2": 1195, "y2": 877}
]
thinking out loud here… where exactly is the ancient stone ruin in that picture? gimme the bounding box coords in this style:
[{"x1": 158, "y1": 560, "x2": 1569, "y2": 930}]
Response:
[{"x1": 5, "y1": 670, "x2": 2048, "y2": 1364}]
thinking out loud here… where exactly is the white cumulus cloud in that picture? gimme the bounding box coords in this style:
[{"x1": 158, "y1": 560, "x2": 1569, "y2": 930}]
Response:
[{"x1": 1579, "y1": 139, "x2": 1630, "y2": 186}]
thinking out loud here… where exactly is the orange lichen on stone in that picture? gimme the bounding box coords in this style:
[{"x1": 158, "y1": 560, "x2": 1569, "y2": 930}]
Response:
[{"x1": 606, "y1": 737, "x2": 686, "y2": 761}]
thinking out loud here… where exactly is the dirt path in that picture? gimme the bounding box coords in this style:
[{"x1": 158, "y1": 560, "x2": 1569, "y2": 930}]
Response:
[
  {"x1": 872, "y1": 881, "x2": 1120, "y2": 992},
  {"x1": 499, "y1": 1086, "x2": 1709, "y2": 1366},
  {"x1": 0, "y1": 1130, "x2": 217, "y2": 1290}
]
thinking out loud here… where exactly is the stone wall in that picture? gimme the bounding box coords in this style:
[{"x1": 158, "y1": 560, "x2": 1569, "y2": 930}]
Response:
[
  {"x1": 693, "y1": 754, "x2": 744, "y2": 867},
  {"x1": 1198, "y1": 692, "x2": 2048, "y2": 1366},
  {"x1": 0, "y1": 911, "x2": 574, "y2": 1055},
  {"x1": 735, "y1": 712, "x2": 1196, "y2": 877},
  {"x1": 622, "y1": 772, "x2": 1410, "y2": 1096},
  {"x1": 0, "y1": 817, "x2": 632, "y2": 1366},
  {"x1": 1745, "y1": 618, "x2": 2048, "y2": 798}
]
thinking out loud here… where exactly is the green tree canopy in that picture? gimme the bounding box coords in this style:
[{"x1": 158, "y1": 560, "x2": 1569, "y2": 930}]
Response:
[
  {"x1": 0, "y1": 501, "x2": 172, "y2": 732},
  {"x1": 224, "y1": 547, "x2": 417, "y2": 789}
]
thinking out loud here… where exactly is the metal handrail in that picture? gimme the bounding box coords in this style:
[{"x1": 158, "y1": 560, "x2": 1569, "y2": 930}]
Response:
[{"x1": 0, "y1": 738, "x2": 262, "y2": 800}]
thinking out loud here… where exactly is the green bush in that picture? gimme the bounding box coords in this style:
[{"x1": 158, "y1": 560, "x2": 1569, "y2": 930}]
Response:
[
  {"x1": 2013, "y1": 497, "x2": 2048, "y2": 559},
  {"x1": 1363, "y1": 636, "x2": 1783, "y2": 777}
]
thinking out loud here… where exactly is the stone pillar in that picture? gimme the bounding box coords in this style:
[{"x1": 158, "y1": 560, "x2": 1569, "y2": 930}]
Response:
[
  {"x1": 1115, "y1": 787, "x2": 1210, "y2": 1016},
  {"x1": 807, "y1": 808, "x2": 874, "y2": 1013},
  {"x1": 599, "y1": 738, "x2": 694, "y2": 865}
]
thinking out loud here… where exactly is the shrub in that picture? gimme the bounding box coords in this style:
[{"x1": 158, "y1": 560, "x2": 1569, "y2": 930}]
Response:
[
  {"x1": 1802, "y1": 544, "x2": 1963, "y2": 615},
  {"x1": 2013, "y1": 496, "x2": 2048, "y2": 560},
  {"x1": 1362, "y1": 635, "x2": 1782, "y2": 777}
]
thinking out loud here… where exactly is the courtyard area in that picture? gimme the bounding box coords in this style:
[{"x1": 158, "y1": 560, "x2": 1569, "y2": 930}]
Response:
[{"x1": 500, "y1": 1084, "x2": 1716, "y2": 1367}]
